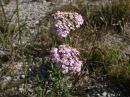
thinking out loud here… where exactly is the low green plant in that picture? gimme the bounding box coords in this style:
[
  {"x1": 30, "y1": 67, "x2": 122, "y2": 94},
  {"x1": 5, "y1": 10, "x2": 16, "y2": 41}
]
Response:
[{"x1": 106, "y1": 45, "x2": 129, "y2": 79}]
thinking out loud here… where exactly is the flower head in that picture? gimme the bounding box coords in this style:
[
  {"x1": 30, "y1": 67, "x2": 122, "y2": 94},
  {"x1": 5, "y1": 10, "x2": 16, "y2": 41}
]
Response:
[
  {"x1": 50, "y1": 45, "x2": 82, "y2": 74},
  {"x1": 53, "y1": 11, "x2": 84, "y2": 38}
]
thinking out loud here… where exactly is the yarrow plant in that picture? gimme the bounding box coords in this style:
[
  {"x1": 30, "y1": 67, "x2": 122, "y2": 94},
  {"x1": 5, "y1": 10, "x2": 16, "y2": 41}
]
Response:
[
  {"x1": 53, "y1": 11, "x2": 84, "y2": 37},
  {"x1": 50, "y1": 45, "x2": 82, "y2": 74}
]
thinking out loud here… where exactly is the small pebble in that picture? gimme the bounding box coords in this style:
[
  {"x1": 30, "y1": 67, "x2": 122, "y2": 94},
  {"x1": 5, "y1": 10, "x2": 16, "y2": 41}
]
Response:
[
  {"x1": 5, "y1": 76, "x2": 12, "y2": 81},
  {"x1": 19, "y1": 87, "x2": 25, "y2": 93},
  {"x1": 21, "y1": 75, "x2": 25, "y2": 79}
]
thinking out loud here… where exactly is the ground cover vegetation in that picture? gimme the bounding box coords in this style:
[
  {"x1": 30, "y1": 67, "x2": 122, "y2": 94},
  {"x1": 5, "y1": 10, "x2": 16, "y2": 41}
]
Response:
[{"x1": 0, "y1": 0, "x2": 130, "y2": 97}]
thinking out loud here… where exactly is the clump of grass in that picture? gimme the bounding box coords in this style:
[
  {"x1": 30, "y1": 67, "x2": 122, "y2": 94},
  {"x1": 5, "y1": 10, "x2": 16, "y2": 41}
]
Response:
[
  {"x1": 81, "y1": 45, "x2": 129, "y2": 80},
  {"x1": 88, "y1": 47, "x2": 105, "y2": 62},
  {"x1": 80, "y1": 0, "x2": 129, "y2": 32},
  {"x1": 106, "y1": 45, "x2": 129, "y2": 79}
]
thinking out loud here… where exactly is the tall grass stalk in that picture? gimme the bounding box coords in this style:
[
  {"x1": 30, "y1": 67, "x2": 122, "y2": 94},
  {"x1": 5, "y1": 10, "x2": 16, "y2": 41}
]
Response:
[
  {"x1": 16, "y1": 0, "x2": 28, "y2": 94},
  {"x1": 0, "y1": 0, "x2": 7, "y2": 25}
]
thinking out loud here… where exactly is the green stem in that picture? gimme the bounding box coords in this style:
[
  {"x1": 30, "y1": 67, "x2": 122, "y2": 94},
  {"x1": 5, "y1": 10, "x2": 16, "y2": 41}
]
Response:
[
  {"x1": 16, "y1": 0, "x2": 27, "y2": 93},
  {"x1": 0, "y1": 0, "x2": 7, "y2": 25},
  {"x1": 64, "y1": 37, "x2": 67, "y2": 44}
]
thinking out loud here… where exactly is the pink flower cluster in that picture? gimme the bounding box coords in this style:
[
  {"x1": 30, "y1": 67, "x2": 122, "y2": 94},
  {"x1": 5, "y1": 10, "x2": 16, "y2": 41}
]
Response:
[
  {"x1": 53, "y1": 11, "x2": 84, "y2": 37},
  {"x1": 50, "y1": 45, "x2": 82, "y2": 74}
]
